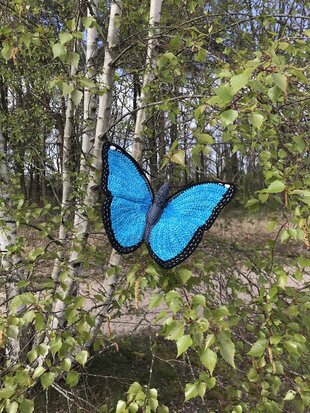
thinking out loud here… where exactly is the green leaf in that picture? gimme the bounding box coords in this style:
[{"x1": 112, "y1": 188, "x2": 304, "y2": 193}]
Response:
[
  {"x1": 248, "y1": 338, "x2": 268, "y2": 357},
  {"x1": 129, "y1": 402, "x2": 139, "y2": 413},
  {"x1": 32, "y1": 366, "x2": 46, "y2": 379},
  {"x1": 28, "y1": 247, "x2": 44, "y2": 261},
  {"x1": 41, "y1": 372, "x2": 56, "y2": 389},
  {"x1": 0, "y1": 386, "x2": 15, "y2": 400},
  {"x1": 69, "y1": 51, "x2": 80, "y2": 69},
  {"x1": 148, "y1": 293, "x2": 163, "y2": 310},
  {"x1": 171, "y1": 150, "x2": 185, "y2": 165},
  {"x1": 149, "y1": 398, "x2": 158, "y2": 411},
  {"x1": 7, "y1": 325, "x2": 18, "y2": 340},
  {"x1": 76, "y1": 350, "x2": 89, "y2": 367},
  {"x1": 266, "y1": 180, "x2": 285, "y2": 193},
  {"x1": 196, "y1": 133, "x2": 214, "y2": 144},
  {"x1": 217, "y1": 331, "x2": 235, "y2": 368},
  {"x1": 79, "y1": 77, "x2": 96, "y2": 89},
  {"x1": 52, "y1": 43, "x2": 66, "y2": 58},
  {"x1": 22, "y1": 310, "x2": 35, "y2": 324},
  {"x1": 220, "y1": 109, "x2": 238, "y2": 127},
  {"x1": 27, "y1": 348, "x2": 38, "y2": 363},
  {"x1": 200, "y1": 349, "x2": 217, "y2": 375},
  {"x1": 177, "y1": 335, "x2": 192, "y2": 357},
  {"x1": 197, "y1": 381, "x2": 207, "y2": 399},
  {"x1": 50, "y1": 336, "x2": 62, "y2": 356},
  {"x1": 66, "y1": 371, "x2": 80, "y2": 387},
  {"x1": 210, "y1": 85, "x2": 234, "y2": 106},
  {"x1": 128, "y1": 382, "x2": 142, "y2": 396},
  {"x1": 82, "y1": 16, "x2": 95, "y2": 29},
  {"x1": 184, "y1": 383, "x2": 199, "y2": 401},
  {"x1": 204, "y1": 334, "x2": 215, "y2": 349},
  {"x1": 165, "y1": 320, "x2": 184, "y2": 340},
  {"x1": 268, "y1": 85, "x2": 282, "y2": 103},
  {"x1": 6, "y1": 401, "x2": 18, "y2": 413},
  {"x1": 19, "y1": 399, "x2": 34, "y2": 413},
  {"x1": 62, "y1": 358, "x2": 72, "y2": 372},
  {"x1": 1, "y1": 44, "x2": 12, "y2": 61},
  {"x1": 272, "y1": 73, "x2": 287, "y2": 92},
  {"x1": 71, "y1": 90, "x2": 83, "y2": 106},
  {"x1": 59, "y1": 32, "x2": 73, "y2": 45},
  {"x1": 284, "y1": 390, "x2": 296, "y2": 401},
  {"x1": 230, "y1": 73, "x2": 249, "y2": 93},
  {"x1": 62, "y1": 82, "x2": 74, "y2": 96},
  {"x1": 116, "y1": 400, "x2": 127, "y2": 413},
  {"x1": 37, "y1": 343, "x2": 48, "y2": 356},
  {"x1": 178, "y1": 268, "x2": 191, "y2": 283},
  {"x1": 284, "y1": 340, "x2": 299, "y2": 354},
  {"x1": 250, "y1": 112, "x2": 264, "y2": 130},
  {"x1": 192, "y1": 294, "x2": 206, "y2": 308}
]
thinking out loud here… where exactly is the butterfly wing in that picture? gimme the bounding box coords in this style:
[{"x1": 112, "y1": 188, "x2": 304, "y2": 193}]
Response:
[
  {"x1": 102, "y1": 142, "x2": 153, "y2": 253},
  {"x1": 146, "y1": 182, "x2": 236, "y2": 268}
]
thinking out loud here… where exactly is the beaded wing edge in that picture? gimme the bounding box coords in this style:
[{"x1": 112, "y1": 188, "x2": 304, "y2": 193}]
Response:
[
  {"x1": 145, "y1": 182, "x2": 236, "y2": 269},
  {"x1": 101, "y1": 141, "x2": 154, "y2": 254},
  {"x1": 102, "y1": 141, "x2": 236, "y2": 269}
]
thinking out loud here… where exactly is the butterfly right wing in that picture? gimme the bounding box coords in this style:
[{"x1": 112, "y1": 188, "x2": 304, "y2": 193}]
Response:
[
  {"x1": 102, "y1": 142, "x2": 153, "y2": 253},
  {"x1": 146, "y1": 182, "x2": 236, "y2": 268}
]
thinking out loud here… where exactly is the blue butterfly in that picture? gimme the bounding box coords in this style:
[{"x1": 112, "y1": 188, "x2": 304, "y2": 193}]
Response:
[{"x1": 102, "y1": 142, "x2": 236, "y2": 269}]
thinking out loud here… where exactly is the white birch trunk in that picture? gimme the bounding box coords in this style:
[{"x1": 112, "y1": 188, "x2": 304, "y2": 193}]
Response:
[
  {"x1": 51, "y1": 1, "x2": 123, "y2": 328},
  {"x1": 0, "y1": 126, "x2": 25, "y2": 362},
  {"x1": 93, "y1": 0, "x2": 164, "y2": 337},
  {"x1": 132, "y1": 0, "x2": 163, "y2": 161},
  {"x1": 51, "y1": 37, "x2": 80, "y2": 281},
  {"x1": 80, "y1": 0, "x2": 98, "y2": 173}
]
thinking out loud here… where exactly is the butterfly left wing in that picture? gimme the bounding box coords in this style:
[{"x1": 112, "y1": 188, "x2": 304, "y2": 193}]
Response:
[
  {"x1": 146, "y1": 182, "x2": 236, "y2": 269},
  {"x1": 102, "y1": 142, "x2": 153, "y2": 253}
]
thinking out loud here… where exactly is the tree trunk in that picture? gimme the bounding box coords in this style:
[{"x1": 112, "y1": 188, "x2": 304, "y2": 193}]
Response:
[
  {"x1": 51, "y1": 1, "x2": 123, "y2": 329},
  {"x1": 93, "y1": 0, "x2": 164, "y2": 340},
  {"x1": 132, "y1": 0, "x2": 163, "y2": 161},
  {"x1": 0, "y1": 126, "x2": 25, "y2": 364},
  {"x1": 51, "y1": 37, "x2": 79, "y2": 281},
  {"x1": 80, "y1": 0, "x2": 98, "y2": 173}
]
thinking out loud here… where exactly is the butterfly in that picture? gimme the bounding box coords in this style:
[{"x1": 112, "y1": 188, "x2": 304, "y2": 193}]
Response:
[{"x1": 102, "y1": 142, "x2": 236, "y2": 269}]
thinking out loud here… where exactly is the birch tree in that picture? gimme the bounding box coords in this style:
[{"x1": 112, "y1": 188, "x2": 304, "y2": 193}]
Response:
[
  {"x1": 0, "y1": 126, "x2": 25, "y2": 363},
  {"x1": 51, "y1": 1, "x2": 123, "y2": 327},
  {"x1": 97, "y1": 0, "x2": 164, "y2": 327}
]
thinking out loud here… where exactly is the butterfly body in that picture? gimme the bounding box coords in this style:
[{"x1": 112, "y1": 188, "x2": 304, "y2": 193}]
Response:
[
  {"x1": 144, "y1": 182, "x2": 170, "y2": 242},
  {"x1": 102, "y1": 142, "x2": 236, "y2": 269}
]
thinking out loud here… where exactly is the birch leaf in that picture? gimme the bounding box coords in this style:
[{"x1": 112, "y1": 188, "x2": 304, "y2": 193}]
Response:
[
  {"x1": 218, "y1": 331, "x2": 235, "y2": 368},
  {"x1": 230, "y1": 73, "x2": 249, "y2": 93},
  {"x1": 59, "y1": 32, "x2": 73, "y2": 45},
  {"x1": 272, "y1": 73, "x2": 287, "y2": 92},
  {"x1": 248, "y1": 338, "x2": 268, "y2": 357},
  {"x1": 52, "y1": 43, "x2": 66, "y2": 58},
  {"x1": 71, "y1": 90, "x2": 83, "y2": 106},
  {"x1": 250, "y1": 112, "x2": 264, "y2": 129},
  {"x1": 220, "y1": 110, "x2": 238, "y2": 127},
  {"x1": 177, "y1": 335, "x2": 192, "y2": 357},
  {"x1": 171, "y1": 150, "x2": 185, "y2": 165},
  {"x1": 200, "y1": 349, "x2": 217, "y2": 375},
  {"x1": 266, "y1": 180, "x2": 285, "y2": 193}
]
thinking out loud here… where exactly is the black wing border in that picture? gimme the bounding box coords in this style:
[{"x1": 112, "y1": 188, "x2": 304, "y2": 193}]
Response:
[
  {"x1": 145, "y1": 181, "x2": 237, "y2": 269},
  {"x1": 101, "y1": 142, "x2": 154, "y2": 254}
]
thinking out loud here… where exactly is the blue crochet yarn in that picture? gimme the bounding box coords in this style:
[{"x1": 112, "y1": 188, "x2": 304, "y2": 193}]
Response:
[
  {"x1": 148, "y1": 183, "x2": 229, "y2": 261},
  {"x1": 107, "y1": 147, "x2": 152, "y2": 248},
  {"x1": 102, "y1": 142, "x2": 236, "y2": 269}
]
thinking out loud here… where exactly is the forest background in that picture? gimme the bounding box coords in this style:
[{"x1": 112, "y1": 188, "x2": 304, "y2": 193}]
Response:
[{"x1": 0, "y1": 0, "x2": 309, "y2": 412}]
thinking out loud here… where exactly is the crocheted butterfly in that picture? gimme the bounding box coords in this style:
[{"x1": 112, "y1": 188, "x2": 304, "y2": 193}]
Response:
[{"x1": 102, "y1": 142, "x2": 236, "y2": 269}]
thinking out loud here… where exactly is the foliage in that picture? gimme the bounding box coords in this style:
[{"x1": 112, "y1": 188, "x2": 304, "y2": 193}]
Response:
[{"x1": 0, "y1": 0, "x2": 309, "y2": 412}]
